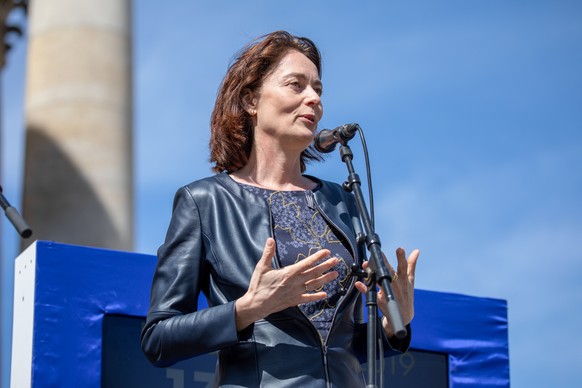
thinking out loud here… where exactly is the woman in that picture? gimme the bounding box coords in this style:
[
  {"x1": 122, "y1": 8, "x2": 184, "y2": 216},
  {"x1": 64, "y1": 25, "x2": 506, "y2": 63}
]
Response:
[{"x1": 141, "y1": 30, "x2": 420, "y2": 387}]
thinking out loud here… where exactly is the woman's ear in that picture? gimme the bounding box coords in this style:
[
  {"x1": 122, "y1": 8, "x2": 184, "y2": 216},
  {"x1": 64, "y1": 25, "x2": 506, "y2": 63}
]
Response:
[{"x1": 242, "y1": 88, "x2": 259, "y2": 116}]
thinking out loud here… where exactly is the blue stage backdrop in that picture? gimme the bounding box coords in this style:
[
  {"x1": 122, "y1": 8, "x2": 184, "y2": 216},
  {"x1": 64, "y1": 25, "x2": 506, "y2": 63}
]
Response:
[{"x1": 11, "y1": 241, "x2": 509, "y2": 387}]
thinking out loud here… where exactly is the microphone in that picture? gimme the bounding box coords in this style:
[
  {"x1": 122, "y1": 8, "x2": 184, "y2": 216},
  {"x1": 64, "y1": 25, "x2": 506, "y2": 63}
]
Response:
[
  {"x1": 314, "y1": 123, "x2": 359, "y2": 153},
  {"x1": 0, "y1": 184, "x2": 33, "y2": 239}
]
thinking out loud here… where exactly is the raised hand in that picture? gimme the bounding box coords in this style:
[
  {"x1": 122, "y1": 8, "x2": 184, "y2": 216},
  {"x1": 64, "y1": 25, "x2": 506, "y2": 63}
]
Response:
[
  {"x1": 355, "y1": 248, "x2": 420, "y2": 337},
  {"x1": 235, "y1": 238, "x2": 340, "y2": 331}
]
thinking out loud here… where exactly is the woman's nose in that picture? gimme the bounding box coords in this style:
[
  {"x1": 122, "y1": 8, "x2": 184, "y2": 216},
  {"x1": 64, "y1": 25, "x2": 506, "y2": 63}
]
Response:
[{"x1": 305, "y1": 86, "x2": 321, "y2": 106}]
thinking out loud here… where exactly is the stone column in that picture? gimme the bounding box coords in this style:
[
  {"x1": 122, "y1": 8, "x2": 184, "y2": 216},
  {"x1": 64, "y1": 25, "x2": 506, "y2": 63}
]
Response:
[{"x1": 22, "y1": 0, "x2": 133, "y2": 251}]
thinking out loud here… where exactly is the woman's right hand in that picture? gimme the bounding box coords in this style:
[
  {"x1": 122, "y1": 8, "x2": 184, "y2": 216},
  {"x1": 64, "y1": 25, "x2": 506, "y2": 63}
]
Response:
[{"x1": 234, "y1": 238, "x2": 339, "y2": 331}]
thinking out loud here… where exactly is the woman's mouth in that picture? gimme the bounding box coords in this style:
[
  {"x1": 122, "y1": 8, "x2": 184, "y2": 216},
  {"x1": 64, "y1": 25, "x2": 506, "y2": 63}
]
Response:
[{"x1": 300, "y1": 114, "x2": 316, "y2": 125}]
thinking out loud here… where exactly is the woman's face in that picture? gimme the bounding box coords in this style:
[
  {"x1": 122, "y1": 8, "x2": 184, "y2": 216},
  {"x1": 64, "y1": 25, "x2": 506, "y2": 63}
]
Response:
[{"x1": 249, "y1": 50, "x2": 323, "y2": 152}]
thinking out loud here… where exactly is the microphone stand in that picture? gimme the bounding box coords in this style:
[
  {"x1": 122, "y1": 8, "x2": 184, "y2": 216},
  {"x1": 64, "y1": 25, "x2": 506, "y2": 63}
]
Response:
[
  {"x1": 338, "y1": 144, "x2": 406, "y2": 387},
  {"x1": 0, "y1": 184, "x2": 32, "y2": 239}
]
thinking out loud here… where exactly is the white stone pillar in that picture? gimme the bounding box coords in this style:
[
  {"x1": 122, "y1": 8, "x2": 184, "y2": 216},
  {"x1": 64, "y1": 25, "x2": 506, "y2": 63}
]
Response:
[{"x1": 22, "y1": 0, "x2": 133, "y2": 251}]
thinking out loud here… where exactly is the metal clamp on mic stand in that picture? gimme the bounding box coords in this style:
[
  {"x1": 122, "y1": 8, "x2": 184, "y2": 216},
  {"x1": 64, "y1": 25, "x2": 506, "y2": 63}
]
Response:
[
  {"x1": 315, "y1": 123, "x2": 406, "y2": 387},
  {"x1": 0, "y1": 184, "x2": 32, "y2": 239}
]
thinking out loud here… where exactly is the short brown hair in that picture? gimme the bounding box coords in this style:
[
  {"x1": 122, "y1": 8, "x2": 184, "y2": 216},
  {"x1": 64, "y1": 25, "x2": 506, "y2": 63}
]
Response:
[{"x1": 210, "y1": 30, "x2": 323, "y2": 173}]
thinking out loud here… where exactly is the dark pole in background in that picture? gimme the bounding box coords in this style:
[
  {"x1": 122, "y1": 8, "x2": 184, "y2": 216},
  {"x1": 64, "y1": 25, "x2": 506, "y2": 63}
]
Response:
[
  {"x1": 1, "y1": 1, "x2": 29, "y2": 232},
  {"x1": 1, "y1": 1, "x2": 29, "y2": 386}
]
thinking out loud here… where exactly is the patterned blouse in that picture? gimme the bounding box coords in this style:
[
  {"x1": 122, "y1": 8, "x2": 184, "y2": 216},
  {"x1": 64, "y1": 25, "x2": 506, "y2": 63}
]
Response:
[{"x1": 238, "y1": 182, "x2": 355, "y2": 342}]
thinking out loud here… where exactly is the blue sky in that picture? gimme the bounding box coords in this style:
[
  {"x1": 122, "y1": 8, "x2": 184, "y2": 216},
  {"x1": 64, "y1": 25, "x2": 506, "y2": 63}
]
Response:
[{"x1": 2, "y1": 1, "x2": 582, "y2": 386}]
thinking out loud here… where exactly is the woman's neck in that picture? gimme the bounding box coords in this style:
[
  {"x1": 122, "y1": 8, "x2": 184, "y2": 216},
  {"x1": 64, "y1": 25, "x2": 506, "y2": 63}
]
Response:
[{"x1": 230, "y1": 149, "x2": 315, "y2": 191}]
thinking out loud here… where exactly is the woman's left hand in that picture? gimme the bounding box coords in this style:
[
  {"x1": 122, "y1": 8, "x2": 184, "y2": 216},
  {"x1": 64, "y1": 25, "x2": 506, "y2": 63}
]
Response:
[{"x1": 355, "y1": 248, "x2": 420, "y2": 338}]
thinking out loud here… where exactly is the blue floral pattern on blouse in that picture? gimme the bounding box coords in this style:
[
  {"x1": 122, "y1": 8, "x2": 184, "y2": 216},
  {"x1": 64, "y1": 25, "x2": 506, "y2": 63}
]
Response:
[{"x1": 238, "y1": 182, "x2": 354, "y2": 342}]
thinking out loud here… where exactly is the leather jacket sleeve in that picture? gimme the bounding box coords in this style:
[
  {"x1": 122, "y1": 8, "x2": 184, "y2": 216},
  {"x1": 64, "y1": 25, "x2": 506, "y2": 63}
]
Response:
[{"x1": 141, "y1": 186, "x2": 241, "y2": 367}]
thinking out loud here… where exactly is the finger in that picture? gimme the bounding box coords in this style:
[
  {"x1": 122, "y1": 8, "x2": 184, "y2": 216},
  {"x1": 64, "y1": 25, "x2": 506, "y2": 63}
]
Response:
[
  {"x1": 395, "y1": 248, "x2": 408, "y2": 275},
  {"x1": 304, "y1": 270, "x2": 339, "y2": 291},
  {"x1": 354, "y1": 281, "x2": 367, "y2": 294},
  {"x1": 407, "y1": 249, "x2": 420, "y2": 281},
  {"x1": 295, "y1": 249, "x2": 332, "y2": 272},
  {"x1": 256, "y1": 238, "x2": 277, "y2": 271},
  {"x1": 301, "y1": 291, "x2": 329, "y2": 303},
  {"x1": 302, "y1": 256, "x2": 339, "y2": 279}
]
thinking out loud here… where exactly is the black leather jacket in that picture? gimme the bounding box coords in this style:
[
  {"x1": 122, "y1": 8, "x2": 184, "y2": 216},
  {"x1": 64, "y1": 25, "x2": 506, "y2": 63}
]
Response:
[{"x1": 141, "y1": 173, "x2": 410, "y2": 387}]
